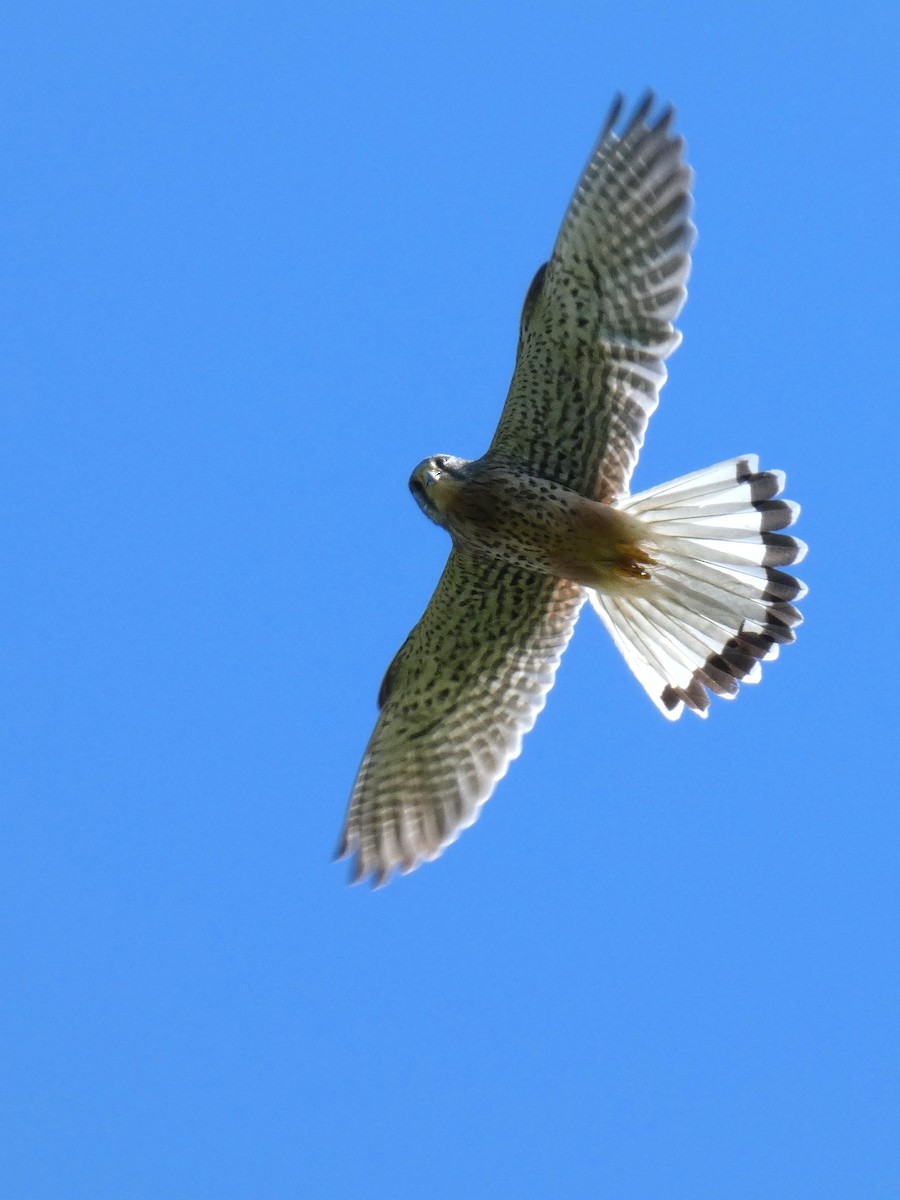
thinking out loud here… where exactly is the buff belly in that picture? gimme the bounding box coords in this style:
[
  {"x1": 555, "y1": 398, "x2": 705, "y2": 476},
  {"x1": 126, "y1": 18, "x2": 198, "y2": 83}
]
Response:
[{"x1": 436, "y1": 467, "x2": 656, "y2": 592}]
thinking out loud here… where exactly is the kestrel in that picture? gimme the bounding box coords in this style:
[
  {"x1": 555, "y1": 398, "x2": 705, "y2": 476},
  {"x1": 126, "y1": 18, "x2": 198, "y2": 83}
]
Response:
[{"x1": 337, "y1": 95, "x2": 806, "y2": 886}]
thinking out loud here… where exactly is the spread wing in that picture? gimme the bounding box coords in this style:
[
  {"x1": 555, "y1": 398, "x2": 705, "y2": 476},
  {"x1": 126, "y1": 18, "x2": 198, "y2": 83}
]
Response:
[
  {"x1": 337, "y1": 549, "x2": 585, "y2": 885},
  {"x1": 489, "y1": 94, "x2": 696, "y2": 502}
]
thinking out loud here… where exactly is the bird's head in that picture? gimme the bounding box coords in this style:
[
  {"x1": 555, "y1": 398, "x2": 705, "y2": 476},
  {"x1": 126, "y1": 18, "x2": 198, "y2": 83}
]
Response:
[{"x1": 409, "y1": 454, "x2": 469, "y2": 525}]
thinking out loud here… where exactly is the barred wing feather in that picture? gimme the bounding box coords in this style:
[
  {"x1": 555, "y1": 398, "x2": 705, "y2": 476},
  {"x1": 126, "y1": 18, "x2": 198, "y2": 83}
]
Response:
[
  {"x1": 338, "y1": 550, "x2": 585, "y2": 885},
  {"x1": 490, "y1": 94, "x2": 695, "y2": 501}
]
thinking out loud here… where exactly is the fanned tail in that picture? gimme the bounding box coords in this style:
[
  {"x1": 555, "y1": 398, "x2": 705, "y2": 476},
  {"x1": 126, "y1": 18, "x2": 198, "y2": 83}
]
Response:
[{"x1": 591, "y1": 456, "x2": 807, "y2": 719}]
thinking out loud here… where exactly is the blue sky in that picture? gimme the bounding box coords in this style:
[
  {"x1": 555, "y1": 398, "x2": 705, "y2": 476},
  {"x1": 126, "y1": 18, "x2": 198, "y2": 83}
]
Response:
[{"x1": 3, "y1": 2, "x2": 899, "y2": 1196}]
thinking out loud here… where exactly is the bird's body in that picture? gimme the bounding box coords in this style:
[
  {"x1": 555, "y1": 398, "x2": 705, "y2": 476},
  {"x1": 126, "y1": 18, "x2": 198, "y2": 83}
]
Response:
[
  {"x1": 338, "y1": 95, "x2": 807, "y2": 886},
  {"x1": 411, "y1": 454, "x2": 652, "y2": 590}
]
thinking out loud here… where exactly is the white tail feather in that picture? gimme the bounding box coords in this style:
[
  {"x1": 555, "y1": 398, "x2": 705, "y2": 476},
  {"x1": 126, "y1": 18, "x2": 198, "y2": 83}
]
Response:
[{"x1": 591, "y1": 457, "x2": 806, "y2": 719}]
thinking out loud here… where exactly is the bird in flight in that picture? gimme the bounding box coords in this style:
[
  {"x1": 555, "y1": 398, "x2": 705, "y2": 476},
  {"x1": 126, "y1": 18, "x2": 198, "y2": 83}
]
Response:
[{"x1": 337, "y1": 94, "x2": 806, "y2": 886}]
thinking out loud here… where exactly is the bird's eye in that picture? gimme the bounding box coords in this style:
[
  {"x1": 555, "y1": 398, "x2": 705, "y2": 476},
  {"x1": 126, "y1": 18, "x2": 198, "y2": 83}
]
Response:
[{"x1": 410, "y1": 478, "x2": 427, "y2": 500}]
